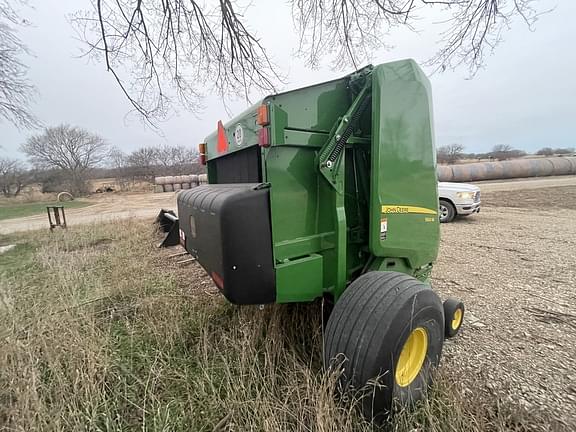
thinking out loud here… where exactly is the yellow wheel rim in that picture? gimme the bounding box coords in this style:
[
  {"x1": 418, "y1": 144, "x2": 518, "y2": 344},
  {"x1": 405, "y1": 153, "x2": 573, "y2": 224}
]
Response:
[
  {"x1": 451, "y1": 308, "x2": 463, "y2": 330},
  {"x1": 395, "y1": 327, "x2": 428, "y2": 387}
]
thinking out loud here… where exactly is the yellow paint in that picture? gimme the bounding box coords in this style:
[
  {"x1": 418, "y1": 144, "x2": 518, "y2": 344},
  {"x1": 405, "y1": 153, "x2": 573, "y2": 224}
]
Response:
[
  {"x1": 424, "y1": 217, "x2": 435, "y2": 222},
  {"x1": 395, "y1": 327, "x2": 428, "y2": 387},
  {"x1": 451, "y1": 308, "x2": 463, "y2": 330},
  {"x1": 382, "y1": 205, "x2": 437, "y2": 215}
]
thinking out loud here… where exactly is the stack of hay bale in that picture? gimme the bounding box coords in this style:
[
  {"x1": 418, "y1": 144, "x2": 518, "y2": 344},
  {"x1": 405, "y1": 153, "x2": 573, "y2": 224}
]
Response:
[
  {"x1": 154, "y1": 175, "x2": 201, "y2": 193},
  {"x1": 437, "y1": 156, "x2": 576, "y2": 182}
]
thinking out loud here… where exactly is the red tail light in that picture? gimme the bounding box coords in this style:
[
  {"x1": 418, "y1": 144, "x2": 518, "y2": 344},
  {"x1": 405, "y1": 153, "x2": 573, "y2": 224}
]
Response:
[
  {"x1": 258, "y1": 128, "x2": 270, "y2": 147},
  {"x1": 199, "y1": 143, "x2": 207, "y2": 165}
]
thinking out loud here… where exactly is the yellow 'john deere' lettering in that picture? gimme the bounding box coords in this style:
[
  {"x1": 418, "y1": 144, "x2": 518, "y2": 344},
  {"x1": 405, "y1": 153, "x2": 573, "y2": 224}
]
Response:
[{"x1": 381, "y1": 205, "x2": 437, "y2": 215}]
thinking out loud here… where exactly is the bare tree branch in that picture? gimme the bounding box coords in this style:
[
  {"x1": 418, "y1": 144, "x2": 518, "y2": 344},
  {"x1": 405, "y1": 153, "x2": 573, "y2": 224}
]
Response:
[
  {"x1": 291, "y1": 0, "x2": 542, "y2": 72},
  {"x1": 71, "y1": 0, "x2": 282, "y2": 125},
  {"x1": 72, "y1": 0, "x2": 545, "y2": 123},
  {"x1": 0, "y1": 0, "x2": 40, "y2": 129}
]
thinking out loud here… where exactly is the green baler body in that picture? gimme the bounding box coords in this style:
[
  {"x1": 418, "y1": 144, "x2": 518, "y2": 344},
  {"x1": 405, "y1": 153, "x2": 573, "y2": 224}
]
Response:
[{"x1": 200, "y1": 59, "x2": 439, "y2": 303}]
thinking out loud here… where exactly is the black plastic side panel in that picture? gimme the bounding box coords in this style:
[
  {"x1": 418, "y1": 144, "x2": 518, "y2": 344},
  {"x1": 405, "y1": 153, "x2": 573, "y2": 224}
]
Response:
[{"x1": 177, "y1": 184, "x2": 275, "y2": 304}]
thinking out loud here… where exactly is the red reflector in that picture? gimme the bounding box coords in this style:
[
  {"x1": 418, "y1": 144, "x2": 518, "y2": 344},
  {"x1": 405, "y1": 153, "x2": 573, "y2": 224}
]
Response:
[
  {"x1": 258, "y1": 127, "x2": 270, "y2": 147},
  {"x1": 211, "y1": 271, "x2": 224, "y2": 289},
  {"x1": 257, "y1": 104, "x2": 269, "y2": 126},
  {"x1": 217, "y1": 121, "x2": 228, "y2": 153}
]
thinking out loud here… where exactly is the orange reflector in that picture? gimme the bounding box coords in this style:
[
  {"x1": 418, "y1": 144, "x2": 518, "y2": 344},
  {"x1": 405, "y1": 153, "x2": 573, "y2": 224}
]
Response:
[
  {"x1": 198, "y1": 143, "x2": 207, "y2": 165},
  {"x1": 257, "y1": 104, "x2": 269, "y2": 126},
  {"x1": 217, "y1": 121, "x2": 228, "y2": 153}
]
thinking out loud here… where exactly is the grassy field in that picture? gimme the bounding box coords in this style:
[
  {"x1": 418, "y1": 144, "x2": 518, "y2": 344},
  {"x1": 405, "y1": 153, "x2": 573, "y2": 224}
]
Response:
[
  {"x1": 0, "y1": 221, "x2": 550, "y2": 431},
  {"x1": 0, "y1": 200, "x2": 91, "y2": 221}
]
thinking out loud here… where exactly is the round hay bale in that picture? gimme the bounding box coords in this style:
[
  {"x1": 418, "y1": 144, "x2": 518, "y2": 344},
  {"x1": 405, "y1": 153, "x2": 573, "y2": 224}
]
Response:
[
  {"x1": 451, "y1": 163, "x2": 480, "y2": 182},
  {"x1": 530, "y1": 158, "x2": 554, "y2": 177},
  {"x1": 503, "y1": 160, "x2": 527, "y2": 178},
  {"x1": 181, "y1": 182, "x2": 190, "y2": 189},
  {"x1": 57, "y1": 191, "x2": 74, "y2": 202},
  {"x1": 173, "y1": 183, "x2": 182, "y2": 191},
  {"x1": 482, "y1": 161, "x2": 505, "y2": 180},
  {"x1": 548, "y1": 157, "x2": 573, "y2": 176},
  {"x1": 164, "y1": 184, "x2": 174, "y2": 192},
  {"x1": 436, "y1": 165, "x2": 452, "y2": 182},
  {"x1": 567, "y1": 157, "x2": 576, "y2": 173}
]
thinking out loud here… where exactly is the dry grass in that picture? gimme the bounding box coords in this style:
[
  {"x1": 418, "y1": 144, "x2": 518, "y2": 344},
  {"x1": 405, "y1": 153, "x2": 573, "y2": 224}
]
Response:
[{"x1": 0, "y1": 221, "x2": 556, "y2": 431}]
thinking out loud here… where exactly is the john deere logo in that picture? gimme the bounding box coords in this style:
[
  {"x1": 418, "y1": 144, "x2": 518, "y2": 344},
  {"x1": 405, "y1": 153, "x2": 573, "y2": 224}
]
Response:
[
  {"x1": 382, "y1": 205, "x2": 437, "y2": 215},
  {"x1": 234, "y1": 124, "x2": 244, "y2": 147}
]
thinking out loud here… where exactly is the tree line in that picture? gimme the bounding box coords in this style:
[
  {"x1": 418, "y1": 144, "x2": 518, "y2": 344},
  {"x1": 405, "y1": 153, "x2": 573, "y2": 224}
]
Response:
[
  {"x1": 0, "y1": 124, "x2": 203, "y2": 197},
  {"x1": 437, "y1": 144, "x2": 574, "y2": 164}
]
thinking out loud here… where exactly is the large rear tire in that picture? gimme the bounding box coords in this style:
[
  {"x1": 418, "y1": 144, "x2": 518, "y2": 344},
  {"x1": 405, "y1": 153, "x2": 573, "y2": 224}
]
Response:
[{"x1": 324, "y1": 271, "x2": 444, "y2": 420}]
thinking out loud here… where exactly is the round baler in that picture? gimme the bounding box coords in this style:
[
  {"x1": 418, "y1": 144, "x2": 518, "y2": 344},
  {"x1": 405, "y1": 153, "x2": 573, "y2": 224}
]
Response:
[{"x1": 163, "y1": 60, "x2": 465, "y2": 418}]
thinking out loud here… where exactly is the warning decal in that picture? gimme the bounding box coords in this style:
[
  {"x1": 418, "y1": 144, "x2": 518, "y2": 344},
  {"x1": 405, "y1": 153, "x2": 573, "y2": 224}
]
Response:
[{"x1": 380, "y1": 217, "x2": 388, "y2": 240}]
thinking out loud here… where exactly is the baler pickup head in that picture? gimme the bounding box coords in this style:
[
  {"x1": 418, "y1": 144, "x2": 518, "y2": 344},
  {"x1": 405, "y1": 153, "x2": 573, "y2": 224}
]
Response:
[{"x1": 155, "y1": 209, "x2": 180, "y2": 248}]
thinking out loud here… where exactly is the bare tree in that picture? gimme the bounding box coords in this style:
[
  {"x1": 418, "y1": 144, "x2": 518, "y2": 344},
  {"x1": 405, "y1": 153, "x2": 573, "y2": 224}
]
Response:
[
  {"x1": 21, "y1": 125, "x2": 109, "y2": 194},
  {"x1": 553, "y1": 148, "x2": 574, "y2": 155},
  {"x1": 0, "y1": 0, "x2": 39, "y2": 129},
  {"x1": 108, "y1": 146, "x2": 132, "y2": 190},
  {"x1": 109, "y1": 146, "x2": 127, "y2": 170},
  {"x1": 155, "y1": 144, "x2": 197, "y2": 170},
  {"x1": 125, "y1": 144, "x2": 200, "y2": 178},
  {"x1": 437, "y1": 143, "x2": 465, "y2": 164},
  {"x1": 125, "y1": 146, "x2": 160, "y2": 182},
  {"x1": 72, "y1": 1, "x2": 543, "y2": 123},
  {"x1": 536, "y1": 147, "x2": 554, "y2": 156},
  {"x1": 490, "y1": 144, "x2": 525, "y2": 161},
  {"x1": 0, "y1": 157, "x2": 28, "y2": 197},
  {"x1": 537, "y1": 147, "x2": 575, "y2": 156}
]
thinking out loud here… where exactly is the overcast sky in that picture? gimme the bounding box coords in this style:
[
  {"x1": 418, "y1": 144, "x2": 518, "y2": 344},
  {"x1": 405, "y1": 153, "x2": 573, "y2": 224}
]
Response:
[{"x1": 0, "y1": 0, "x2": 574, "y2": 161}]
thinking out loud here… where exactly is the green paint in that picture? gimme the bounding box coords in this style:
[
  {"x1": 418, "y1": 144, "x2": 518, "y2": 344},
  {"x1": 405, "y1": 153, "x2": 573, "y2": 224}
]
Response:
[
  {"x1": 275, "y1": 254, "x2": 323, "y2": 303},
  {"x1": 203, "y1": 59, "x2": 439, "y2": 304}
]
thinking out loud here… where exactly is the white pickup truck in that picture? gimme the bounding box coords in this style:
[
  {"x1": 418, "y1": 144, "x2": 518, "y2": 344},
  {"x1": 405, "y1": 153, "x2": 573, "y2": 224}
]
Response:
[{"x1": 438, "y1": 182, "x2": 481, "y2": 223}]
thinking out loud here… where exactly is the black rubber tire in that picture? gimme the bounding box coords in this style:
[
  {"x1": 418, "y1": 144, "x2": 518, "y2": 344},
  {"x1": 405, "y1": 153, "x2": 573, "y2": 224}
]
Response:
[
  {"x1": 324, "y1": 271, "x2": 444, "y2": 420},
  {"x1": 439, "y1": 199, "x2": 456, "y2": 223},
  {"x1": 443, "y1": 298, "x2": 465, "y2": 338}
]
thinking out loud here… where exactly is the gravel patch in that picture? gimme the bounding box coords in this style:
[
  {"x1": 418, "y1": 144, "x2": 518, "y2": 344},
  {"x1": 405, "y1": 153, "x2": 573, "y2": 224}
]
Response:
[{"x1": 434, "y1": 187, "x2": 576, "y2": 428}]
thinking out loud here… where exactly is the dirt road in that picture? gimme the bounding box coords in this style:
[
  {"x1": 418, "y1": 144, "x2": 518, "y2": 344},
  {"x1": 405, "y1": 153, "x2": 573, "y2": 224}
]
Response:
[
  {"x1": 473, "y1": 175, "x2": 576, "y2": 192},
  {"x1": 0, "y1": 192, "x2": 177, "y2": 235},
  {"x1": 2, "y1": 176, "x2": 575, "y2": 235}
]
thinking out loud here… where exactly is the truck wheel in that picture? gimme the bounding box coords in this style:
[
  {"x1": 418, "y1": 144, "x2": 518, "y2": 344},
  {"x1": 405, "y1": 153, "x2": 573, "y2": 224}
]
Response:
[
  {"x1": 439, "y1": 199, "x2": 455, "y2": 223},
  {"x1": 443, "y1": 298, "x2": 464, "y2": 338},
  {"x1": 324, "y1": 271, "x2": 444, "y2": 420}
]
